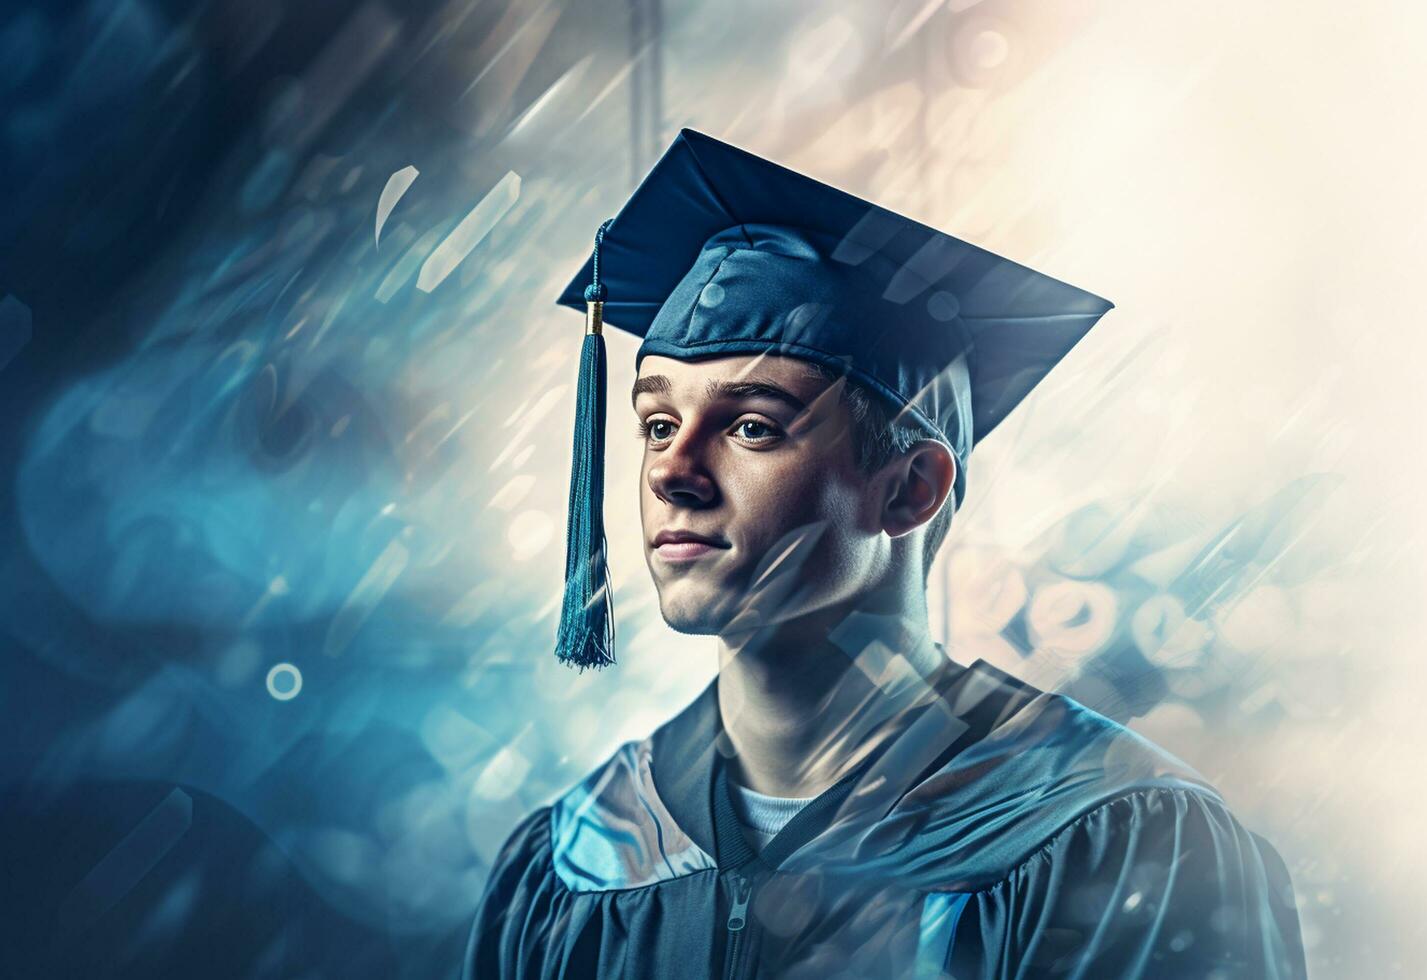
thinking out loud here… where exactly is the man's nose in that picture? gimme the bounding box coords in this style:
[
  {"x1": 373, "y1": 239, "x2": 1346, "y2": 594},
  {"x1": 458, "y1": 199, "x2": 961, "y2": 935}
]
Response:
[{"x1": 647, "y1": 434, "x2": 718, "y2": 508}]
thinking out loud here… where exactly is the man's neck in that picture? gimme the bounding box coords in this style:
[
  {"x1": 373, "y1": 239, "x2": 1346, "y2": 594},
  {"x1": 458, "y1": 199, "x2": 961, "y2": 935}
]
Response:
[{"x1": 714, "y1": 594, "x2": 953, "y2": 799}]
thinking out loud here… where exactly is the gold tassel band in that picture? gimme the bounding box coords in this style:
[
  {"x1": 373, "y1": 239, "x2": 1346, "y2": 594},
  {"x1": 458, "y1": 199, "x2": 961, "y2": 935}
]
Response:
[{"x1": 585, "y1": 299, "x2": 604, "y2": 336}]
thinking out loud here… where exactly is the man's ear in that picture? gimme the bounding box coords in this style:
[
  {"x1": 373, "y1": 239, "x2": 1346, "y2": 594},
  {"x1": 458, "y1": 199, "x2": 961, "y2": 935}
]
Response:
[{"x1": 881, "y1": 441, "x2": 956, "y2": 538}]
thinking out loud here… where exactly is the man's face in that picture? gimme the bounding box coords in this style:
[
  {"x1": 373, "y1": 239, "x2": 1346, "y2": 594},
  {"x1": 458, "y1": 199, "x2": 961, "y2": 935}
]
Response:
[{"x1": 633, "y1": 353, "x2": 889, "y2": 636}]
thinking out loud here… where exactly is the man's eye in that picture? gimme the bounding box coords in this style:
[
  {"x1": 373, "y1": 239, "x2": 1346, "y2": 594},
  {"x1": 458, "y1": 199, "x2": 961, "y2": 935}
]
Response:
[
  {"x1": 638, "y1": 419, "x2": 676, "y2": 442},
  {"x1": 734, "y1": 419, "x2": 780, "y2": 442}
]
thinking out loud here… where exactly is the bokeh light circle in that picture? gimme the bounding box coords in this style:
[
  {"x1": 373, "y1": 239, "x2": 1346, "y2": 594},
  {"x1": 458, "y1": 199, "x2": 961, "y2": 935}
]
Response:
[
  {"x1": 266, "y1": 662, "x2": 303, "y2": 701},
  {"x1": 967, "y1": 29, "x2": 1009, "y2": 70}
]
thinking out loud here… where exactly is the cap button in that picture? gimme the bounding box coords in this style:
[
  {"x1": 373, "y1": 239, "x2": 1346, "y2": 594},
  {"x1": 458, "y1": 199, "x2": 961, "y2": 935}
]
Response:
[{"x1": 927, "y1": 291, "x2": 961, "y2": 321}]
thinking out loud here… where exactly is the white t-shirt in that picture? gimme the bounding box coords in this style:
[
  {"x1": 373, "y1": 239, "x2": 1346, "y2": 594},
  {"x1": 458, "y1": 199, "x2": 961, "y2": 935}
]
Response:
[{"x1": 728, "y1": 781, "x2": 815, "y2": 851}]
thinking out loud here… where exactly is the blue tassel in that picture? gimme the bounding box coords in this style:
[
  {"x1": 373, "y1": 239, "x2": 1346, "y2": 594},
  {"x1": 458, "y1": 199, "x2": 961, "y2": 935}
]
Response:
[{"x1": 555, "y1": 221, "x2": 616, "y2": 669}]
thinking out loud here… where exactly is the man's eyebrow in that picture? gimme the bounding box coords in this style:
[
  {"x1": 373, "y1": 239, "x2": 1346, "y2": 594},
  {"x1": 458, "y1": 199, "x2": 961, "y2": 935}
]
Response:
[
  {"x1": 704, "y1": 378, "x2": 806, "y2": 413},
  {"x1": 631, "y1": 375, "x2": 671, "y2": 406},
  {"x1": 631, "y1": 374, "x2": 810, "y2": 412}
]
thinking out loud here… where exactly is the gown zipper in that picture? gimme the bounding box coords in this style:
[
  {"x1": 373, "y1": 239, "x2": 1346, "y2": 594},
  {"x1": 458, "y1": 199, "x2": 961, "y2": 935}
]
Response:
[{"x1": 721, "y1": 871, "x2": 755, "y2": 980}]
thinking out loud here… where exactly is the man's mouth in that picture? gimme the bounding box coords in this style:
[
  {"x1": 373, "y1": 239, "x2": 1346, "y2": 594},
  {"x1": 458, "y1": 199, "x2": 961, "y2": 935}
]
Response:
[{"x1": 651, "y1": 530, "x2": 730, "y2": 562}]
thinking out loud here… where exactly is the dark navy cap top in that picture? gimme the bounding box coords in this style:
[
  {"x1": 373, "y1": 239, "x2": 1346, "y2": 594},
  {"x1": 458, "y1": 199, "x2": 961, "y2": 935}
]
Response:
[{"x1": 557, "y1": 128, "x2": 1114, "y2": 508}]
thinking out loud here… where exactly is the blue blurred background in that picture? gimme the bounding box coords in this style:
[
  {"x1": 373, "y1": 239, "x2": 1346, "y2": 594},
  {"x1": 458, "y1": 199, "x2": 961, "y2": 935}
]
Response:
[{"x1": 2, "y1": 1, "x2": 1423, "y2": 976}]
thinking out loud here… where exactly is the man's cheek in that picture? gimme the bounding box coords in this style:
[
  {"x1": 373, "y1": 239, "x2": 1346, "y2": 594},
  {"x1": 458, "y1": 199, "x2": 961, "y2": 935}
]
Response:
[{"x1": 752, "y1": 463, "x2": 819, "y2": 507}]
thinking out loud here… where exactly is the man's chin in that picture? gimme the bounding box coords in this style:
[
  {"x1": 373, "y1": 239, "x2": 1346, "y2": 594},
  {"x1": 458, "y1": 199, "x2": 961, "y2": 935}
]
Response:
[
  {"x1": 663, "y1": 617, "x2": 722, "y2": 636},
  {"x1": 656, "y1": 587, "x2": 818, "y2": 637},
  {"x1": 659, "y1": 606, "x2": 726, "y2": 636},
  {"x1": 655, "y1": 588, "x2": 730, "y2": 636}
]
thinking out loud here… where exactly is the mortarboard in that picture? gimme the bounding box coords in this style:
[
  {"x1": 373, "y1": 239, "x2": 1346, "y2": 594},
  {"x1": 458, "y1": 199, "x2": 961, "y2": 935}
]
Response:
[{"x1": 552, "y1": 128, "x2": 1113, "y2": 669}]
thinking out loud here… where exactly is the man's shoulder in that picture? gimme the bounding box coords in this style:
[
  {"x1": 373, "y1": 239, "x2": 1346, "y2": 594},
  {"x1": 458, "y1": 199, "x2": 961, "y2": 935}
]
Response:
[
  {"x1": 923, "y1": 659, "x2": 1216, "y2": 801},
  {"x1": 545, "y1": 731, "x2": 718, "y2": 893},
  {"x1": 859, "y1": 664, "x2": 1228, "y2": 889}
]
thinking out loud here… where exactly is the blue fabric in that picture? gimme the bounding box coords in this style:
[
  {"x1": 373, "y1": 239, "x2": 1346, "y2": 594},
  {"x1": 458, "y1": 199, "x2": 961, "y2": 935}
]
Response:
[
  {"x1": 549, "y1": 741, "x2": 716, "y2": 893},
  {"x1": 916, "y1": 892, "x2": 971, "y2": 978}
]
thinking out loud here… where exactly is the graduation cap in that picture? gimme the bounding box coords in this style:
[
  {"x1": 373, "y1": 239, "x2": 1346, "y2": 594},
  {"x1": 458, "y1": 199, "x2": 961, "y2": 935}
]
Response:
[{"x1": 553, "y1": 128, "x2": 1113, "y2": 669}]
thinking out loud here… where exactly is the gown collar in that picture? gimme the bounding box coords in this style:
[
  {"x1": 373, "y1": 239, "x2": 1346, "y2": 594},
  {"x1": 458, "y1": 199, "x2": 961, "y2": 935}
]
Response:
[{"x1": 650, "y1": 655, "x2": 1039, "y2": 873}]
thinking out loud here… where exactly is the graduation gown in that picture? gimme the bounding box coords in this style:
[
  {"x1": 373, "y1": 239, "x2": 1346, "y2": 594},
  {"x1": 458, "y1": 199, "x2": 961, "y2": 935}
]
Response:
[{"x1": 464, "y1": 660, "x2": 1306, "y2": 979}]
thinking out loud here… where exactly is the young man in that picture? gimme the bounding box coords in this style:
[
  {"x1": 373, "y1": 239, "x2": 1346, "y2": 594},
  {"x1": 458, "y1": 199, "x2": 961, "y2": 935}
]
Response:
[{"x1": 464, "y1": 130, "x2": 1306, "y2": 979}]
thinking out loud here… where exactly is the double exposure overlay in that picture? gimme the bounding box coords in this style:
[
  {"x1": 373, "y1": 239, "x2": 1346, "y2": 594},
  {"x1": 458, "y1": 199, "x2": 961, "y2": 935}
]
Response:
[{"x1": 1, "y1": 1, "x2": 1423, "y2": 977}]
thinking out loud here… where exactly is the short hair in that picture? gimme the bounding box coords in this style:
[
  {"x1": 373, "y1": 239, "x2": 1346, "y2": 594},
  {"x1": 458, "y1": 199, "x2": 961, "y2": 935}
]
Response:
[{"x1": 806, "y1": 363, "x2": 957, "y2": 582}]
